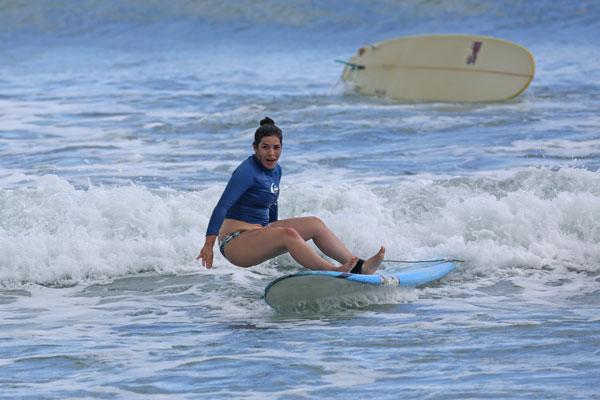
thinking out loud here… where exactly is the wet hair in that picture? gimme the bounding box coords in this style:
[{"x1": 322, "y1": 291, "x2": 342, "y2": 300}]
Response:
[{"x1": 253, "y1": 117, "x2": 282, "y2": 146}]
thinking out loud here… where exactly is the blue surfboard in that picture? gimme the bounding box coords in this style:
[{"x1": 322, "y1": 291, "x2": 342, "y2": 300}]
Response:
[{"x1": 264, "y1": 260, "x2": 457, "y2": 311}]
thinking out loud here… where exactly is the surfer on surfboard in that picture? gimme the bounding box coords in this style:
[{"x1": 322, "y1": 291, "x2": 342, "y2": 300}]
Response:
[{"x1": 197, "y1": 117, "x2": 385, "y2": 274}]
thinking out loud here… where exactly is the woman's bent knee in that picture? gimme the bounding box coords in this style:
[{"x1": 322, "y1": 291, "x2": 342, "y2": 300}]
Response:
[
  {"x1": 279, "y1": 227, "x2": 303, "y2": 241},
  {"x1": 306, "y1": 216, "x2": 328, "y2": 234},
  {"x1": 307, "y1": 216, "x2": 324, "y2": 227}
]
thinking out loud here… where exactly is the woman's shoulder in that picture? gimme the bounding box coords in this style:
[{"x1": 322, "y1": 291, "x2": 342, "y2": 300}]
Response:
[
  {"x1": 239, "y1": 155, "x2": 254, "y2": 168},
  {"x1": 230, "y1": 156, "x2": 256, "y2": 178}
]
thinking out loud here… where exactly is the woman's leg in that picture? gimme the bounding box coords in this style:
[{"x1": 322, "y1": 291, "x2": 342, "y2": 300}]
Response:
[
  {"x1": 269, "y1": 217, "x2": 386, "y2": 273},
  {"x1": 269, "y1": 217, "x2": 353, "y2": 263},
  {"x1": 223, "y1": 226, "x2": 357, "y2": 272}
]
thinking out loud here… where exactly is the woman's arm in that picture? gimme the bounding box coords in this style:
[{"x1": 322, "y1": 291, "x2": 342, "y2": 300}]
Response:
[
  {"x1": 206, "y1": 166, "x2": 253, "y2": 235},
  {"x1": 197, "y1": 234, "x2": 218, "y2": 268},
  {"x1": 199, "y1": 165, "x2": 253, "y2": 268}
]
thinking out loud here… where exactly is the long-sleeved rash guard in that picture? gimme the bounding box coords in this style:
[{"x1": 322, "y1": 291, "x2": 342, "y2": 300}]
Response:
[{"x1": 206, "y1": 155, "x2": 281, "y2": 236}]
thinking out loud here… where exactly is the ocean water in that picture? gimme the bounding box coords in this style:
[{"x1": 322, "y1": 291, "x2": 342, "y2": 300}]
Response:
[{"x1": 1, "y1": 0, "x2": 599, "y2": 398}]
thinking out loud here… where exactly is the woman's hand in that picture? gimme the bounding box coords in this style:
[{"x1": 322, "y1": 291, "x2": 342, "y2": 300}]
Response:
[{"x1": 197, "y1": 235, "x2": 217, "y2": 268}]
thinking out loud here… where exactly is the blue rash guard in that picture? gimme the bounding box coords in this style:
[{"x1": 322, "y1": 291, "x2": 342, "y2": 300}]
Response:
[{"x1": 206, "y1": 155, "x2": 281, "y2": 236}]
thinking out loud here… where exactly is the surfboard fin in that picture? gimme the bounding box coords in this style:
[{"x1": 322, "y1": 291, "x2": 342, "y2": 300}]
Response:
[{"x1": 334, "y1": 59, "x2": 365, "y2": 70}]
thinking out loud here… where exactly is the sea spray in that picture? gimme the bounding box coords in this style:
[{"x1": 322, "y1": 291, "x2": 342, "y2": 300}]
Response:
[{"x1": 2, "y1": 168, "x2": 598, "y2": 294}]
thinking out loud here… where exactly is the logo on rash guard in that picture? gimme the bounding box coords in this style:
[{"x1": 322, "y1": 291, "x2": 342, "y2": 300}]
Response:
[{"x1": 270, "y1": 183, "x2": 279, "y2": 194}]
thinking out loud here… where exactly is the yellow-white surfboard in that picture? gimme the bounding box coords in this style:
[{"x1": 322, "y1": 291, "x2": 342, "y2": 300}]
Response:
[{"x1": 340, "y1": 34, "x2": 535, "y2": 102}]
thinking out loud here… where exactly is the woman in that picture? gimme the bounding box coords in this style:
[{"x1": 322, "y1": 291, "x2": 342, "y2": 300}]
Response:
[{"x1": 198, "y1": 117, "x2": 385, "y2": 273}]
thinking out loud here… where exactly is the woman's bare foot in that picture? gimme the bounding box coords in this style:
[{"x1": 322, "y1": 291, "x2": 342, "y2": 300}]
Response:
[
  {"x1": 338, "y1": 256, "x2": 358, "y2": 272},
  {"x1": 361, "y1": 246, "x2": 386, "y2": 275}
]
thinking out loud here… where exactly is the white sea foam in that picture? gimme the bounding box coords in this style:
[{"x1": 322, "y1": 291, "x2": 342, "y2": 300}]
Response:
[
  {"x1": 0, "y1": 175, "x2": 204, "y2": 285},
  {"x1": 1, "y1": 169, "x2": 598, "y2": 302}
]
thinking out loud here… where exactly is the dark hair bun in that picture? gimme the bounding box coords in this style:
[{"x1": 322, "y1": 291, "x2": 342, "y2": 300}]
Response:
[
  {"x1": 260, "y1": 117, "x2": 275, "y2": 126},
  {"x1": 254, "y1": 116, "x2": 282, "y2": 146}
]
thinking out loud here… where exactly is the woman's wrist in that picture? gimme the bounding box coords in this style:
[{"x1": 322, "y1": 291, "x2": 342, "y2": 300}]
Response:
[{"x1": 204, "y1": 235, "x2": 217, "y2": 246}]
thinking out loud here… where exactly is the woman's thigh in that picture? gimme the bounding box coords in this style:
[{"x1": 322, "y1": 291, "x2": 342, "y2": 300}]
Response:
[
  {"x1": 223, "y1": 227, "x2": 291, "y2": 267},
  {"x1": 268, "y1": 217, "x2": 323, "y2": 241}
]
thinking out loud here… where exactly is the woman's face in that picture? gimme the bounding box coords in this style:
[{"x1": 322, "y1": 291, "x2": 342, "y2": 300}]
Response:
[{"x1": 254, "y1": 135, "x2": 282, "y2": 170}]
